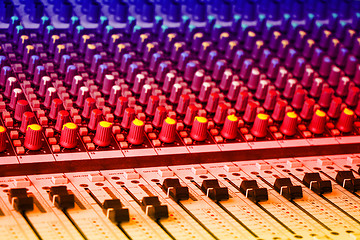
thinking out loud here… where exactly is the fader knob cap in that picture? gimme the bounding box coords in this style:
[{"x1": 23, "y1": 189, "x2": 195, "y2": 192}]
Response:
[
  {"x1": 221, "y1": 115, "x2": 238, "y2": 140},
  {"x1": 93, "y1": 121, "x2": 113, "y2": 147},
  {"x1": 60, "y1": 122, "x2": 78, "y2": 149},
  {"x1": 280, "y1": 112, "x2": 298, "y2": 136},
  {"x1": 336, "y1": 108, "x2": 354, "y2": 133},
  {"x1": 127, "y1": 119, "x2": 145, "y2": 145},
  {"x1": 308, "y1": 110, "x2": 327, "y2": 134},
  {"x1": 159, "y1": 117, "x2": 177, "y2": 143},
  {"x1": 190, "y1": 116, "x2": 208, "y2": 141},
  {"x1": 24, "y1": 124, "x2": 43, "y2": 151},
  {"x1": 251, "y1": 113, "x2": 269, "y2": 138},
  {"x1": 0, "y1": 126, "x2": 6, "y2": 152}
]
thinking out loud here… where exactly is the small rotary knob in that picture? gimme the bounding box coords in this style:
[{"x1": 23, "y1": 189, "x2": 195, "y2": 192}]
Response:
[
  {"x1": 190, "y1": 116, "x2": 208, "y2": 141},
  {"x1": 14, "y1": 100, "x2": 30, "y2": 121},
  {"x1": 251, "y1": 113, "x2": 269, "y2": 138},
  {"x1": 159, "y1": 117, "x2": 177, "y2": 143},
  {"x1": 88, "y1": 109, "x2": 102, "y2": 130},
  {"x1": 24, "y1": 124, "x2": 43, "y2": 151},
  {"x1": 308, "y1": 110, "x2": 327, "y2": 134},
  {"x1": 221, "y1": 115, "x2": 238, "y2": 140},
  {"x1": 60, "y1": 122, "x2": 78, "y2": 149},
  {"x1": 127, "y1": 119, "x2": 145, "y2": 145},
  {"x1": 336, "y1": 108, "x2": 354, "y2": 133},
  {"x1": 19, "y1": 112, "x2": 36, "y2": 133},
  {"x1": 280, "y1": 112, "x2": 298, "y2": 136},
  {"x1": 93, "y1": 121, "x2": 113, "y2": 147}
]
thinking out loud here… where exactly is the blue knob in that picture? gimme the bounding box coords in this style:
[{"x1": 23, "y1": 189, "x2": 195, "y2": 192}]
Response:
[
  {"x1": 135, "y1": 0, "x2": 144, "y2": 14},
  {"x1": 315, "y1": 0, "x2": 328, "y2": 20},
  {"x1": 24, "y1": 0, "x2": 33, "y2": 14},
  {"x1": 30, "y1": 1, "x2": 44, "y2": 23},
  {"x1": 235, "y1": 0, "x2": 244, "y2": 13},
  {"x1": 0, "y1": 0, "x2": 14, "y2": 23},
  {"x1": 231, "y1": 15, "x2": 241, "y2": 32},
  {"x1": 193, "y1": 0, "x2": 207, "y2": 22},
  {"x1": 330, "y1": 0, "x2": 340, "y2": 11},
  {"x1": 115, "y1": 1, "x2": 128, "y2": 23},
  {"x1": 259, "y1": 0, "x2": 268, "y2": 13},
  {"x1": 219, "y1": 0, "x2": 232, "y2": 21},
  {"x1": 68, "y1": 16, "x2": 80, "y2": 34},
  {"x1": 168, "y1": 0, "x2": 181, "y2": 22},
  {"x1": 339, "y1": 0, "x2": 352, "y2": 19},
  {"x1": 161, "y1": 0, "x2": 170, "y2": 14},
  {"x1": 267, "y1": 0, "x2": 282, "y2": 21},
  {"x1": 125, "y1": 16, "x2": 136, "y2": 34},
  {"x1": 291, "y1": 0, "x2": 305, "y2": 20},
  {"x1": 186, "y1": 0, "x2": 194, "y2": 14},
  {"x1": 87, "y1": 1, "x2": 101, "y2": 23},
  {"x1": 243, "y1": 0, "x2": 258, "y2": 21},
  {"x1": 212, "y1": 0, "x2": 221, "y2": 14},
  {"x1": 59, "y1": 0, "x2": 73, "y2": 23},
  {"x1": 152, "y1": 16, "x2": 163, "y2": 34},
  {"x1": 141, "y1": 1, "x2": 155, "y2": 23},
  {"x1": 82, "y1": 0, "x2": 90, "y2": 13}
]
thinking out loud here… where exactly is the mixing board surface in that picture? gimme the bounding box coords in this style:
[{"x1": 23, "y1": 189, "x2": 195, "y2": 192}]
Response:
[
  {"x1": 1, "y1": 154, "x2": 360, "y2": 239},
  {"x1": 0, "y1": 0, "x2": 359, "y2": 238}
]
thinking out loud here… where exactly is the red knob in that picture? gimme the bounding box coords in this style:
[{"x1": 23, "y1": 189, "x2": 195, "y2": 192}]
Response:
[
  {"x1": 272, "y1": 100, "x2": 287, "y2": 121},
  {"x1": 121, "y1": 108, "x2": 135, "y2": 129},
  {"x1": 159, "y1": 117, "x2": 177, "y2": 143},
  {"x1": 336, "y1": 108, "x2": 354, "y2": 133},
  {"x1": 152, "y1": 106, "x2": 167, "y2": 128},
  {"x1": 327, "y1": 97, "x2": 342, "y2": 118},
  {"x1": 145, "y1": 95, "x2": 160, "y2": 116},
  {"x1": 49, "y1": 98, "x2": 63, "y2": 119},
  {"x1": 221, "y1": 115, "x2": 238, "y2": 140},
  {"x1": 82, "y1": 98, "x2": 96, "y2": 118},
  {"x1": 114, "y1": 96, "x2": 128, "y2": 117},
  {"x1": 60, "y1": 122, "x2": 78, "y2": 148},
  {"x1": 93, "y1": 121, "x2": 113, "y2": 147},
  {"x1": 176, "y1": 95, "x2": 190, "y2": 115},
  {"x1": 308, "y1": 110, "x2": 326, "y2": 134},
  {"x1": 0, "y1": 126, "x2": 7, "y2": 152},
  {"x1": 20, "y1": 112, "x2": 36, "y2": 133},
  {"x1": 55, "y1": 110, "x2": 70, "y2": 132},
  {"x1": 251, "y1": 113, "x2": 269, "y2": 138},
  {"x1": 300, "y1": 98, "x2": 315, "y2": 120},
  {"x1": 190, "y1": 116, "x2": 208, "y2": 141},
  {"x1": 127, "y1": 119, "x2": 145, "y2": 145},
  {"x1": 205, "y1": 93, "x2": 219, "y2": 113},
  {"x1": 280, "y1": 112, "x2": 298, "y2": 136},
  {"x1": 235, "y1": 91, "x2": 249, "y2": 112},
  {"x1": 243, "y1": 101, "x2": 258, "y2": 123},
  {"x1": 214, "y1": 103, "x2": 229, "y2": 125},
  {"x1": 24, "y1": 124, "x2": 43, "y2": 151},
  {"x1": 183, "y1": 105, "x2": 198, "y2": 126},
  {"x1": 88, "y1": 109, "x2": 102, "y2": 130},
  {"x1": 14, "y1": 100, "x2": 30, "y2": 121},
  {"x1": 291, "y1": 89, "x2": 306, "y2": 110}
]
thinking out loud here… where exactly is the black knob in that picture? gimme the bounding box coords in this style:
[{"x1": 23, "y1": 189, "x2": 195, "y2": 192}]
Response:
[
  {"x1": 201, "y1": 179, "x2": 229, "y2": 201},
  {"x1": 239, "y1": 180, "x2": 268, "y2": 202},
  {"x1": 335, "y1": 171, "x2": 360, "y2": 193},
  {"x1": 162, "y1": 178, "x2": 189, "y2": 201},
  {"x1": 303, "y1": 173, "x2": 332, "y2": 194},
  {"x1": 274, "y1": 178, "x2": 303, "y2": 200}
]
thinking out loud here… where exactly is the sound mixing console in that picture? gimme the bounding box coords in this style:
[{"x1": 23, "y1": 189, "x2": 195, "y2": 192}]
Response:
[{"x1": 0, "y1": 0, "x2": 359, "y2": 239}]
